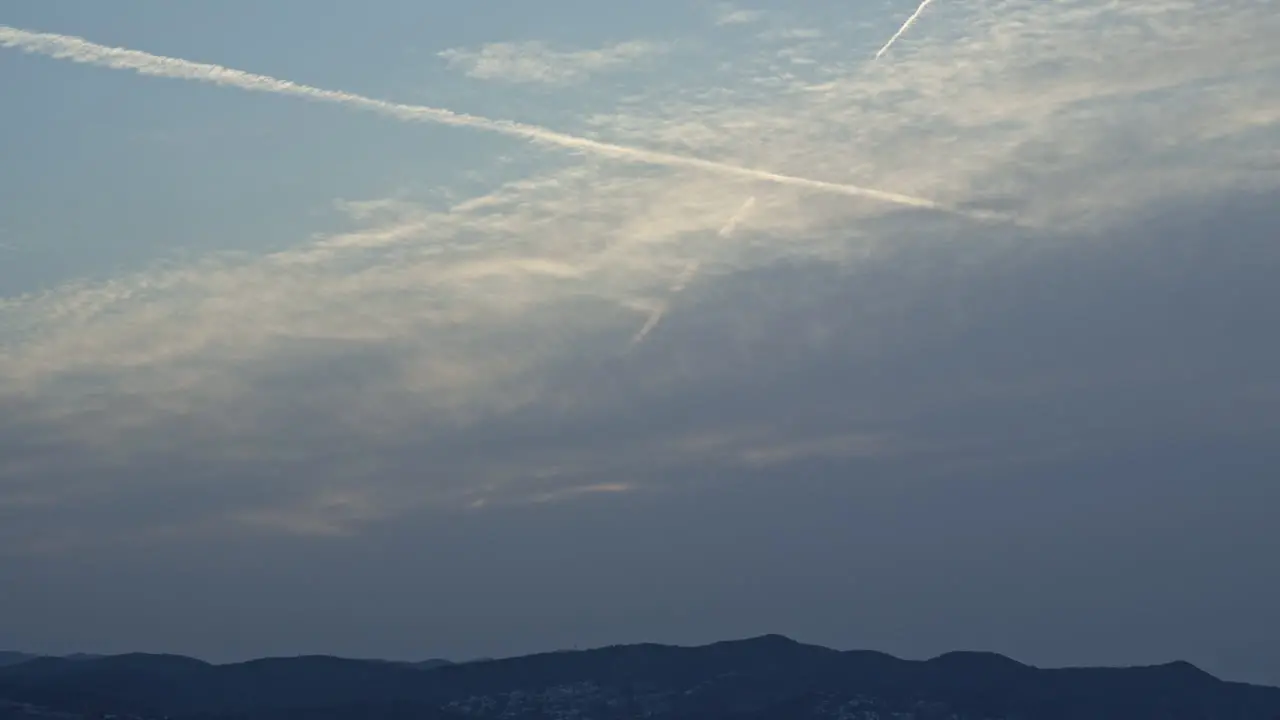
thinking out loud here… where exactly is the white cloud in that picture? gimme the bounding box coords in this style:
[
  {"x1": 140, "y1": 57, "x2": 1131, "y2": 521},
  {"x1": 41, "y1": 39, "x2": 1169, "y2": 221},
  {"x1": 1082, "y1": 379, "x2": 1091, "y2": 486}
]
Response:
[
  {"x1": 438, "y1": 39, "x2": 668, "y2": 85},
  {"x1": 715, "y1": 5, "x2": 766, "y2": 26},
  {"x1": 5, "y1": 0, "x2": 1276, "y2": 401}
]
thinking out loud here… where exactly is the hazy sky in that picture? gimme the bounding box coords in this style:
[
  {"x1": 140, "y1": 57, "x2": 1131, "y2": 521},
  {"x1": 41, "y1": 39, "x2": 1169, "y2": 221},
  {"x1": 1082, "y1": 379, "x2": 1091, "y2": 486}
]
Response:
[{"x1": 2, "y1": 0, "x2": 1279, "y2": 685}]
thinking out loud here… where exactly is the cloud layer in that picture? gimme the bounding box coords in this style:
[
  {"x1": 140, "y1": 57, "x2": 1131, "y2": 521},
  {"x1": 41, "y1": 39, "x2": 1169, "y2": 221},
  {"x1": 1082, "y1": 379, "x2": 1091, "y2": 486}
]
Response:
[{"x1": 1, "y1": 0, "x2": 1278, "y2": 549}]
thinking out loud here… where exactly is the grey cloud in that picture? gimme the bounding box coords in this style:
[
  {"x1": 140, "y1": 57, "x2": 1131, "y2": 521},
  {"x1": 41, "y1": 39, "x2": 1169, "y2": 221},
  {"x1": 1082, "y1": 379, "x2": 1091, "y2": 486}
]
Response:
[{"x1": 4, "y1": 187, "x2": 1277, "y2": 547}]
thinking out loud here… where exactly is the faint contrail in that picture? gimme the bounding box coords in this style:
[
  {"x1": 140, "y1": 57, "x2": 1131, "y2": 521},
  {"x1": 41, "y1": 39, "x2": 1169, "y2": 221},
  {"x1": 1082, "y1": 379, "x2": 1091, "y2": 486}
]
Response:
[
  {"x1": 0, "y1": 25, "x2": 957, "y2": 214},
  {"x1": 628, "y1": 260, "x2": 701, "y2": 348},
  {"x1": 629, "y1": 192, "x2": 749, "y2": 349},
  {"x1": 628, "y1": 304, "x2": 668, "y2": 348},
  {"x1": 875, "y1": 0, "x2": 935, "y2": 60},
  {"x1": 718, "y1": 196, "x2": 757, "y2": 238},
  {"x1": 668, "y1": 259, "x2": 701, "y2": 293}
]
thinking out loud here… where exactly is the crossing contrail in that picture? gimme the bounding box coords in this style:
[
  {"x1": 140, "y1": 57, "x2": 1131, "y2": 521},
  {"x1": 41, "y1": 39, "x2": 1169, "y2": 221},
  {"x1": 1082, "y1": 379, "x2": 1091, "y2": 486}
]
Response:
[
  {"x1": 0, "y1": 25, "x2": 963, "y2": 215},
  {"x1": 875, "y1": 0, "x2": 936, "y2": 60}
]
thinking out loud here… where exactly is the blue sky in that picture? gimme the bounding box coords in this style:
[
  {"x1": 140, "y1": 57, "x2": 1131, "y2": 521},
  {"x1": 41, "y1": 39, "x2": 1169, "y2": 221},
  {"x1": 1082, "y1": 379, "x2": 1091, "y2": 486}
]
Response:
[{"x1": 2, "y1": 0, "x2": 1280, "y2": 685}]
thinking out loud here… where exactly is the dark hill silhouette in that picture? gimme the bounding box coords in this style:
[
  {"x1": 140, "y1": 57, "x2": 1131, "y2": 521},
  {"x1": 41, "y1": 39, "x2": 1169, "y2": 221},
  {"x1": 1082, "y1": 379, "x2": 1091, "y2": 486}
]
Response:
[
  {"x1": 0, "y1": 655, "x2": 36, "y2": 669},
  {"x1": 2, "y1": 636, "x2": 1278, "y2": 719},
  {"x1": 413, "y1": 658, "x2": 455, "y2": 670}
]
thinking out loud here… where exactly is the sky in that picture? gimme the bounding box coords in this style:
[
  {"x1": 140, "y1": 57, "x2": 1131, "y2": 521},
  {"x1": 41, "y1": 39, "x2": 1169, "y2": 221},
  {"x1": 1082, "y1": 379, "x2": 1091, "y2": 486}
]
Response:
[{"x1": 1, "y1": 0, "x2": 1279, "y2": 685}]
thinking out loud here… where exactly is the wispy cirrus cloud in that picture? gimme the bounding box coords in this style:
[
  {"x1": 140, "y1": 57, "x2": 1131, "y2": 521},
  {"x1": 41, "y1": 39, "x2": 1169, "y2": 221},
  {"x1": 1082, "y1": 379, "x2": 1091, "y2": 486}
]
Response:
[
  {"x1": 0, "y1": 0, "x2": 1277, "y2": 551},
  {"x1": 713, "y1": 5, "x2": 766, "y2": 26},
  {"x1": 439, "y1": 39, "x2": 669, "y2": 85}
]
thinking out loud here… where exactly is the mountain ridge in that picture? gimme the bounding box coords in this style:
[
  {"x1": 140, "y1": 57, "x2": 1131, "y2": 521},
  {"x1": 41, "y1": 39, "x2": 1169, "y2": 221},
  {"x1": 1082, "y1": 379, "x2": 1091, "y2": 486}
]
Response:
[
  {"x1": 0, "y1": 638, "x2": 1226, "y2": 678},
  {"x1": 2, "y1": 635, "x2": 1277, "y2": 719}
]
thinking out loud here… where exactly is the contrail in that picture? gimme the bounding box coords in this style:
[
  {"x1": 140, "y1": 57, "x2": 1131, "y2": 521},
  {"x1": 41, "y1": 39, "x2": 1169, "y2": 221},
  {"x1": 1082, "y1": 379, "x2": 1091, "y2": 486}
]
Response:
[
  {"x1": 668, "y1": 259, "x2": 701, "y2": 293},
  {"x1": 875, "y1": 0, "x2": 935, "y2": 60},
  {"x1": 629, "y1": 192, "x2": 748, "y2": 349},
  {"x1": 628, "y1": 304, "x2": 668, "y2": 348},
  {"x1": 717, "y1": 196, "x2": 757, "y2": 238},
  {"x1": 631, "y1": 193, "x2": 749, "y2": 349},
  {"x1": 0, "y1": 25, "x2": 958, "y2": 215},
  {"x1": 628, "y1": 260, "x2": 700, "y2": 348}
]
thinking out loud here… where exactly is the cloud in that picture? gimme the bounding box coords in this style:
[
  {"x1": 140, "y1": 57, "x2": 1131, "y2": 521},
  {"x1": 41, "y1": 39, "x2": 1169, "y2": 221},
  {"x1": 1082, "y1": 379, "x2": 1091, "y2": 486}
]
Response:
[
  {"x1": 714, "y1": 6, "x2": 766, "y2": 26},
  {"x1": 526, "y1": 483, "x2": 637, "y2": 506},
  {"x1": 0, "y1": 0, "x2": 1277, "y2": 551},
  {"x1": 438, "y1": 40, "x2": 668, "y2": 85}
]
